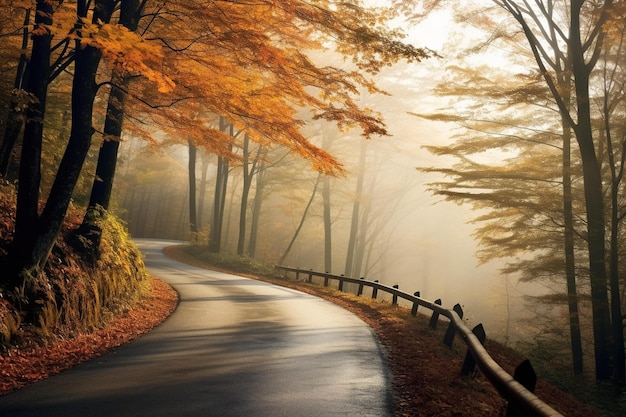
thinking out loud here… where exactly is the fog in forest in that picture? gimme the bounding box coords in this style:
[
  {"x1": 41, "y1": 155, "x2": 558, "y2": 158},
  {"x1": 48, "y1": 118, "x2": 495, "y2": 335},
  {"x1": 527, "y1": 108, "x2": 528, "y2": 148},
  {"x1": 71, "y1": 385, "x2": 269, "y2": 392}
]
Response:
[
  {"x1": 116, "y1": 68, "x2": 528, "y2": 346},
  {"x1": 114, "y1": 6, "x2": 566, "y2": 351}
]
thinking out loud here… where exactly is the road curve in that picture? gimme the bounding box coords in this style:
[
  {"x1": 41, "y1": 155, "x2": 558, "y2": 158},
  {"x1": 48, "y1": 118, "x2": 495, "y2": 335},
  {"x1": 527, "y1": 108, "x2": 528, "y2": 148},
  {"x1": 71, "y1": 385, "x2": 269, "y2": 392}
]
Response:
[{"x1": 0, "y1": 239, "x2": 393, "y2": 417}]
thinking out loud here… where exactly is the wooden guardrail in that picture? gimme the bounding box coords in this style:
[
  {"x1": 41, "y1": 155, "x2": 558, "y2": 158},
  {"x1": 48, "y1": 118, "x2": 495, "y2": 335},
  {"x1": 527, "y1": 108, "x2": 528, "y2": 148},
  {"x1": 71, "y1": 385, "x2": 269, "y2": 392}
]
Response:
[{"x1": 274, "y1": 265, "x2": 564, "y2": 417}]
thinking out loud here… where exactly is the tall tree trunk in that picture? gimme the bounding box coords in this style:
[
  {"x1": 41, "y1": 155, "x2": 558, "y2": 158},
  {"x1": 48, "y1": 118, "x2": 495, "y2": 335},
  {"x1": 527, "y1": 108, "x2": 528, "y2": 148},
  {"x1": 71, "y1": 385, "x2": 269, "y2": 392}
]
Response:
[
  {"x1": 85, "y1": 79, "x2": 129, "y2": 205},
  {"x1": 248, "y1": 157, "x2": 267, "y2": 258},
  {"x1": 569, "y1": 2, "x2": 612, "y2": 380},
  {"x1": 223, "y1": 177, "x2": 237, "y2": 249},
  {"x1": 603, "y1": 93, "x2": 626, "y2": 383},
  {"x1": 0, "y1": 8, "x2": 31, "y2": 179},
  {"x1": 80, "y1": 76, "x2": 127, "y2": 213},
  {"x1": 344, "y1": 140, "x2": 367, "y2": 277},
  {"x1": 75, "y1": 75, "x2": 130, "y2": 257},
  {"x1": 22, "y1": 0, "x2": 115, "y2": 277},
  {"x1": 77, "y1": 0, "x2": 143, "y2": 257},
  {"x1": 322, "y1": 175, "x2": 332, "y2": 273},
  {"x1": 8, "y1": 0, "x2": 54, "y2": 292},
  {"x1": 353, "y1": 199, "x2": 371, "y2": 279},
  {"x1": 188, "y1": 139, "x2": 198, "y2": 235},
  {"x1": 237, "y1": 134, "x2": 254, "y2": 255},
  {"x1": 609, "y1": 147, "x2": 625, "y2": 384},
  {"x1": 279, "y1": 174, "x2": 320, "y2": 265},
  {"x1": 504, "y1": 0, "x2": 613, "y2": 381},
  {"x1": 209, "y1": 117, "x2": 230, "y2": 253},
  {"x1": 197, "y1": 154, "x2": 210, "y2": 230},
  {"x1": 210, "y1": 155, "x2": 226, "y2": 252},
  {"x1": 562, "y1": 120, "x2": 584, "y2": 375}
]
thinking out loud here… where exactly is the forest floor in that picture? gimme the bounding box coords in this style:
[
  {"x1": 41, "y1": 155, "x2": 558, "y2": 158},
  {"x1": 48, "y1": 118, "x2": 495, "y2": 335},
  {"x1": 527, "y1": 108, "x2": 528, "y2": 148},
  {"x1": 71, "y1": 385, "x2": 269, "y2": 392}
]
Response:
[{"x1": 0, "y1": 245, "x2": 607, "y2": 416}]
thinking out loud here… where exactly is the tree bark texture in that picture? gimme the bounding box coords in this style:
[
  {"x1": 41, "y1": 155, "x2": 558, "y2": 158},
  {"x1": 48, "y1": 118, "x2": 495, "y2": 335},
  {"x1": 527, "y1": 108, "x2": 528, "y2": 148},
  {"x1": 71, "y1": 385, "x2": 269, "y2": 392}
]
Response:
[
  {"x1": 569, "y1": 1, "x2": 612, "y2": 380},
  {"x1": 9, "y1": 0, "x2": 53, "y2": 290}
]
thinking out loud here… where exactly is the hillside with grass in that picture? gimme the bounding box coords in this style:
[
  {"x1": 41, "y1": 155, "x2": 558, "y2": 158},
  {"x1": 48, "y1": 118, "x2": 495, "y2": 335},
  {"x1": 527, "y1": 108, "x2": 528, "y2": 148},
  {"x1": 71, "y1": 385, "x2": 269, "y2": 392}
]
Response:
[{"x1": 0, "y1": 182, "x2": 151, "y2": 349}]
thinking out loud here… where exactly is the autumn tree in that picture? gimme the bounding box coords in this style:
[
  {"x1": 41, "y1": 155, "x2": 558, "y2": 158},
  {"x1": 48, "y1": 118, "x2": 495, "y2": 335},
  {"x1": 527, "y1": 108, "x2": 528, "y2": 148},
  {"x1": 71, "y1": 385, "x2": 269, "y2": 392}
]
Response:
[
  {"x1": 236, "y1": 133, "x2": 264, "y2": 256},
  {"x1": 8, "y1": 0, "x2": 59, "y2": 293},
  {"x1": 209, "y1": 117, "x2": 234, "y2": 253},
  {"x1": 496, "y1": 0, "x2": 621, "y2": 383},
  {"x1": 77, "y1": 0, "x2": 146, "y2": 256},
  {"x1": 4, "y1": 0, "x2": 432, "y2": 318},
  {"x1": 11, "y1": 0, "x2": 119, "y2": 287},
  {"x1": 248, "y1": 147, "x2": 283, "y2": 258},
  {"x1": 419, "y1": 51, "x2": 586, "y2": 377},
  {"x1": 420, "y1": 0, "x2": 624, "y2": 382}
]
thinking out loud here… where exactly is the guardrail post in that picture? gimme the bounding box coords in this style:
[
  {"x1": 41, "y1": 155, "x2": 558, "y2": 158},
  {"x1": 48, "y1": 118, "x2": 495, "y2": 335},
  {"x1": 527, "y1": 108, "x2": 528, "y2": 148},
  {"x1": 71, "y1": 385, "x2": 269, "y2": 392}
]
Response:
[
  {"x1": 295, "y1": 268, "x2": 300, "y2": 281},
  {"x1": 392, "y1": 284, "x2": 399, "y2": 305},
  {"x1": 411, "y1": 291, "x2": 420, "y2": 316},
  {"x1": 460, "y1": 324, "x2": 486, "y2": 376},
  {"x1": 429, "y1": 299, "x2": 442, "y2": 329},
  {"x1": 308, "y1": 269, "x2": 313, "y2": 283},
  {"x1": 372, "y1": 281, "x2": 379, "y2": 299},
  {"x1": 339, "y1": 274, "x2": 344, "y2": 292},
  {"x1": 357, "y1": 277, "x2": 365, "y2": 296},
  {"x1": 324, "y1": 273, "x2": 329, "y2": 287},
  {"x1": 444, "y1": 304, "x2": 463, "y2": 347},
  {"x1": 506, "y1": 360, "x2": 537, "y2": 417}
]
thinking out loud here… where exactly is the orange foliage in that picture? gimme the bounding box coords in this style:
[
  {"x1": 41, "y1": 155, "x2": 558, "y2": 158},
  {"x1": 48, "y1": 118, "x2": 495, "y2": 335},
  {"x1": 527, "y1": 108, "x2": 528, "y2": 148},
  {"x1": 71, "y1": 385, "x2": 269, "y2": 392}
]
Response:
[
  {"x1": 108, "y1": 0, "x2": 430, "y2": 174},
  {"x1": 10, "y1": 0, "x2": 431, "y2": 174}
]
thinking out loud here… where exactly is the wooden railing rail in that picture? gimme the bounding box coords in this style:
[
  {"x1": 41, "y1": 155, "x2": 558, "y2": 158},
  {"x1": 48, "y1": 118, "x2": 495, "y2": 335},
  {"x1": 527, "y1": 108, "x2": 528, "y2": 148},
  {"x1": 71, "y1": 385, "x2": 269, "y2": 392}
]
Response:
[{"x1": 274, "y1": 265, "x2": 563, "y2": 417}]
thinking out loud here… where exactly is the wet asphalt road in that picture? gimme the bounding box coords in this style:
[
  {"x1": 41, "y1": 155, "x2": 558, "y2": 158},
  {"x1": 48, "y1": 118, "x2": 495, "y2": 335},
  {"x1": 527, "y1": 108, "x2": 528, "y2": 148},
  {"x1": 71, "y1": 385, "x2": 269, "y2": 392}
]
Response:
[{"x1": 0, "y1": 239, "x2": 393, "y2": 417}]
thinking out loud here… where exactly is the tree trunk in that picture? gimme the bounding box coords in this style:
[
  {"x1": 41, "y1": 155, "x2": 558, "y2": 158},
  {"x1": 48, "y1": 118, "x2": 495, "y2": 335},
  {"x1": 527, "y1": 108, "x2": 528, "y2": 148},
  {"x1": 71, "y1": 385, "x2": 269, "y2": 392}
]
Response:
[
  {"x1": 197, "y1": 154, "x2": 210, "y2": 230},
  {"x1": 0, "y1": 9, "x2": 31, "y2": 179},
  {"x1": 237, "y1": 134, "x2": 254, "y2": 255},
  {"x1": 322, "y1": 174, "x2": 332, "y2": 273},
  {"x1": 353, "y1": 198, "x2": 371, "y2": 279},
  {"x1": 609, "y1": 147, "x2": 625, "y2": 384},
  {"x1": 603, "y1": 92, "x2": 625, "y2": 383},
  {"x1": 23, "y1": 0, "x2": 115, "y2": 276},
  {"x1": 79, "y1": 78, "x2": 125, "y2": 211},
  {"x1": 76, "y1": 0, "x2": 143, "y2": 257},
  {"x1": 209, "y1": 117, "x2": 230, "y2": 253},
  {"x1": 569, "y1": 2, "x2": 612, "y2": 380},
  {"x1": 279, "y1": 174, "x2": 320, "y2": 265},
  {"x1": 8, "y1": 0, "x2": 53, "y2": 291},
  {"x1": 248, "y1": 157, "x2": 267, "y2": 258},
  {"x1": 344, "y1": 140, "x2": 367, "y2": 277},
  {"x1": 562, "y1": 120, "x2": 584, "y2": 375},
  {"x1": 84, "y1": 81, "x2": 128, "y2": 202},
  {"x1": 506, "y1": 0, "x2": 613, "y2": 381},
  {"x1": 188, "y1": 139, "x2": 198, "y2": 234}
]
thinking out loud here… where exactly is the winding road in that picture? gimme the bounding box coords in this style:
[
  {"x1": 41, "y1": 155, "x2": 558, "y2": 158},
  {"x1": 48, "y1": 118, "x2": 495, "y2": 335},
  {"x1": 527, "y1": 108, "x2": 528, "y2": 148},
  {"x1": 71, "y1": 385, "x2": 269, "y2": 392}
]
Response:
[{"x1": 0, "y1": 239, "x2": 393, "y2": 416}]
